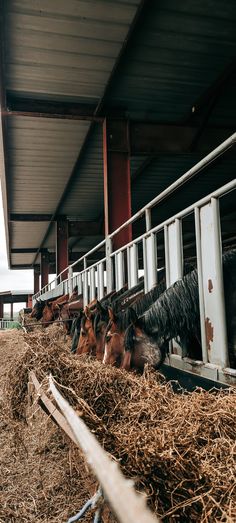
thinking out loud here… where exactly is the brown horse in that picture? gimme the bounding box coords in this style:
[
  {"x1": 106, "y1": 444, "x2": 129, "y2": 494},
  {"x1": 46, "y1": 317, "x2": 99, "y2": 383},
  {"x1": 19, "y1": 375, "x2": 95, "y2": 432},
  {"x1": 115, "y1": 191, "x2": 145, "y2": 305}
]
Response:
[
  {"x1": 41, "y1": 286, "x2": 78, "y2": 327},
  {"x1": 76, "y1": 302, "x2": 107, "y2": 360},
  {"x1": 103, "y1": 278, "x2": 167, "y2": 370},
  {"x1": 122, "y1": 250, "x2": 236, "y2": 371}
]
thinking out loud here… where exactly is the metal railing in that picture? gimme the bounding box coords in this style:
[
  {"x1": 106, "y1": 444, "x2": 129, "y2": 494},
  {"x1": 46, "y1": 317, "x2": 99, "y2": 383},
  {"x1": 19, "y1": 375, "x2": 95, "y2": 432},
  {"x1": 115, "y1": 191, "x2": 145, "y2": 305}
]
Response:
[
  {"x1": 34, "y1": 132, "x2": 236, "y2": 302},
  {"x1": 33, "y1": 133, "x2": 236, "y2": 385},
  {"x1": 0, "y1": 319, "x2": 19, "y2": 329}
]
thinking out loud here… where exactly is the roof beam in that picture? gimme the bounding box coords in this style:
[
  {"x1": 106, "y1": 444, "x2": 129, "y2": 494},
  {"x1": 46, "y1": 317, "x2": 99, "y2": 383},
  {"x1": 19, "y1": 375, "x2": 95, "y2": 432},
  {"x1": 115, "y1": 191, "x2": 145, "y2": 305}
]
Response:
[
  {"x1": 10, "y1": 213, "x2": 53, "y2": 221},
  {"x1": 31, "y1": 0, "x2": 150, "y2": 267},
  {"x1": 6, "y1": 95, "x2": 101, "y2": 122}
]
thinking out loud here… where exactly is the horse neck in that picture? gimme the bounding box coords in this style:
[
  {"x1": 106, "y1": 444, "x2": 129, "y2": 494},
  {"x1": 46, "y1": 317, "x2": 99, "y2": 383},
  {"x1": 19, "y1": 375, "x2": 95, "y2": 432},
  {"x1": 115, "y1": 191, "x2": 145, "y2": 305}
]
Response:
[{"x1": 141, "y1": 270, "x2": 200, "y2": 341}]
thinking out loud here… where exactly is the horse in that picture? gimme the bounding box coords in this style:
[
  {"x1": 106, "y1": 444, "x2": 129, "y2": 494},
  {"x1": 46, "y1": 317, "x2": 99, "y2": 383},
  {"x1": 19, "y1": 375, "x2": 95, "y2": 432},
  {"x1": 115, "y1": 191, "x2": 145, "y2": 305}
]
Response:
[
  {"x1": 59, "y1": 296, "x2": 84, "y2": 335},
  {"x1": 123, "y1": 250, "x2": 236, "y2": 371},
  {"x1": 41, "y1": 286, "x2": 78, "y2": 327},
  {"x1": 103, "y1": 277, "x2": 167, "y2": 368},
  {"x1": 30, "y1": 299, "x2": 45, "y2": 320},
  {"x1": 75, "y1": 278, "x2": 147, "y2": 357},
  {"x1": 76, "y1": 303, "x2": 108, "y2": 360}
]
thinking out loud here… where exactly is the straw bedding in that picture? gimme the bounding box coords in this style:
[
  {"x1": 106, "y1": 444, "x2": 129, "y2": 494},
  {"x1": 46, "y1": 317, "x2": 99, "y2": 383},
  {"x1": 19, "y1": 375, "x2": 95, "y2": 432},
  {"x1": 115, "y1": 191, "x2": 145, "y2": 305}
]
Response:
[{"x1": 1, "y1": 326, "x2": 236, "y2": 522}]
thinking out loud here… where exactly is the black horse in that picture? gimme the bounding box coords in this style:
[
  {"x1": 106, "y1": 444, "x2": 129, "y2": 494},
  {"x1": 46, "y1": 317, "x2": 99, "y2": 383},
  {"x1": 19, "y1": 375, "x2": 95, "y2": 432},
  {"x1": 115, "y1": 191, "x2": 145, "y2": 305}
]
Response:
[
  {"x1": 124, "y1": 250, "x2": 236, "y2": 369},
  {"x1": 30, "y1": 299, "x2": 46, "y2": 321}
]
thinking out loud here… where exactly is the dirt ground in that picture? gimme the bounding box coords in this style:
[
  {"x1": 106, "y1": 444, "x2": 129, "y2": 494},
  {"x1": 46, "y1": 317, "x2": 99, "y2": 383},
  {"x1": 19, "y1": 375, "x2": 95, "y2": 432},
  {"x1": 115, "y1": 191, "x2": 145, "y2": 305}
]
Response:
[{"x1": 0, "y1": 330, "x2": 101, "y2": 523}]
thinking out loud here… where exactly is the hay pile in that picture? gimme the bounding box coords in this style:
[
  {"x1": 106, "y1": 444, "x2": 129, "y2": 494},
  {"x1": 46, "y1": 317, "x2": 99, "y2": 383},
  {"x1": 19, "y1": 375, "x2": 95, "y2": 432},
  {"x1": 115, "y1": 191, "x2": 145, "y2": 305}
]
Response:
[{"x1": 4, "y1": 326, "x2": 236, "y2": 522}]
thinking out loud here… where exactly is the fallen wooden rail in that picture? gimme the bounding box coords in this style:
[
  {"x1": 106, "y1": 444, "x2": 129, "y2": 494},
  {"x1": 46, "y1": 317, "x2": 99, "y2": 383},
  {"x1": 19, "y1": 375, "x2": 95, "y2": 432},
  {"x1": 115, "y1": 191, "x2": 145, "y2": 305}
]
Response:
[{"x1": 28, "y1": 371, "x2": 160, "y2": 523}]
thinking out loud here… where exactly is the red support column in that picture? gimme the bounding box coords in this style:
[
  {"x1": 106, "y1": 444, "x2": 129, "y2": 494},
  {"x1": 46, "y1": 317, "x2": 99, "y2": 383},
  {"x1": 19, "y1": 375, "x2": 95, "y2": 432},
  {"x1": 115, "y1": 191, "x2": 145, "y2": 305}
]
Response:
[
  {"x1": 56, "y1": 218, "x2": 69, "y2": 281},
  {"x1": 103, "y1": 119, "x2": 132, "y2": 250},
  {"x1": 10, "y1": 302, "x2": 14, "y2": 320},
  {"x1": 41, "y1": 250, "x2": 49, "y2": 288},
  {"x1": 33, "y1": 265, "x2": 40, "y2": 294},
  {"x1": 0, "y1": 302, "x2": 3, "y2": 318}
]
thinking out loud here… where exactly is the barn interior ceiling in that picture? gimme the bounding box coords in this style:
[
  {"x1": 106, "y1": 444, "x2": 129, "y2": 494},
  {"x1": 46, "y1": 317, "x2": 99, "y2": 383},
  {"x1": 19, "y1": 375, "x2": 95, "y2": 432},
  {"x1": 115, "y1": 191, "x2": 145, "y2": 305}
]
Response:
[{"x1": 0, "y1": 0, "x2": 235, "y2": 271}]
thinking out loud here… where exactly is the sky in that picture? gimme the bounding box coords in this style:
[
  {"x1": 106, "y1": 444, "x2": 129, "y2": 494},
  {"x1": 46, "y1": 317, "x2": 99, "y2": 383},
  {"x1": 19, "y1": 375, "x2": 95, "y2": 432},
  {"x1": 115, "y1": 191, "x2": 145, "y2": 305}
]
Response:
[{"x1": 0, "y1": 183, "x2": 33, "y2": 313}]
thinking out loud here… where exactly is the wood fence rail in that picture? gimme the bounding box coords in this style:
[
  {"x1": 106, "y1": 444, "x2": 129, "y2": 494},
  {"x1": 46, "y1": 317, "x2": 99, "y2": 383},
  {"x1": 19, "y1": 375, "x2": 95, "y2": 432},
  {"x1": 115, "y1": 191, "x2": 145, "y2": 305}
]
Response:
[{"x1": 28, "y1": 371, "x2": 160, "y2": 523}]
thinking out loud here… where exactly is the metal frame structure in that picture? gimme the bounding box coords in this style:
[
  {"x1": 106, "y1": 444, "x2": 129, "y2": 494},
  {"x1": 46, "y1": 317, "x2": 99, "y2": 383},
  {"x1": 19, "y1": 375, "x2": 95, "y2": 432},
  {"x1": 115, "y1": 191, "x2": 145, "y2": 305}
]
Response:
[{"x1": 33, "y1": 135, "x2": 236, "y2": 387}]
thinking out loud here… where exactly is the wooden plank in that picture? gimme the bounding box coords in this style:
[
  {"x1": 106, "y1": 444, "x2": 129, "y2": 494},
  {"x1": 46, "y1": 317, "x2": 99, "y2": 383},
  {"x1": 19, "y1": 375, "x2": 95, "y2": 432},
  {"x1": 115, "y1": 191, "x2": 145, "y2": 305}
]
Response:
[
  {"x1": 29, "y1": 371, "x2": 77, "y2": 445},
  {"x1": 49, "y1": 376, "x2": 160, "y2": 523}
]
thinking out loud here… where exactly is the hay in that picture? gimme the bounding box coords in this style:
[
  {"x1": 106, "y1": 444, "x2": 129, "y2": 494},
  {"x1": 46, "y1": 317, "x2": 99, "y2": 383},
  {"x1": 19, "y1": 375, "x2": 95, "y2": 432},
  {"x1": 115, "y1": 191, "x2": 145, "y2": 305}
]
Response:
[{"x1": 3, "y1": 327, "x2": 236, "y2": 522}]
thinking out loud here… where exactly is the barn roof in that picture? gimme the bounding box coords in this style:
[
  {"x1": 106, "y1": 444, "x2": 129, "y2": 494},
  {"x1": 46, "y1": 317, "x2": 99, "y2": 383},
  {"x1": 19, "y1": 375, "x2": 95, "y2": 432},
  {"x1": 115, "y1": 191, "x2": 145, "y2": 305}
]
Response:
[{"x1": 0, "y1": 0, "x2": 236, "y2": 270}]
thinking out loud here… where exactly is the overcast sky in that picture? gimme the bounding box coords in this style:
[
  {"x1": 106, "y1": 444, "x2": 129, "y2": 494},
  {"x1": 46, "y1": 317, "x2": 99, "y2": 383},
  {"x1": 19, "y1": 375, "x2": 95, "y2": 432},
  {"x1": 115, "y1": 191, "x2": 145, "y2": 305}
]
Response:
[{"x1": 0, "y1": 183, "x2": 33, "y2": 294}]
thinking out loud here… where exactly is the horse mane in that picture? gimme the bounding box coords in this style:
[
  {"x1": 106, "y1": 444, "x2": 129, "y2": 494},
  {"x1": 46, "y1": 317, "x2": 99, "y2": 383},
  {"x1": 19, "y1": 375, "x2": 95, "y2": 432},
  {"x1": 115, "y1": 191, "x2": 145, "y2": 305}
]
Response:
[
  {"x1": 125, "y1": 249, "x2": 236, "y2": 349},
  {"x1": 107, "y1": 277, "x2": 167, "y2": 332}
]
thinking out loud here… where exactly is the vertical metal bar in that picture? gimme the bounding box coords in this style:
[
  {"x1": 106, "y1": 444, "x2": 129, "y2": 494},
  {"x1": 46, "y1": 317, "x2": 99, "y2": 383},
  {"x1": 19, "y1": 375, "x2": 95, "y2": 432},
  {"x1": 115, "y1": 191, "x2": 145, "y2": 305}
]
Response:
[
  {"x1": 90, "y1": 267, "x2": 96, "y2": 302},
  {"x1": 145, "y1": 208, "x2": 152, "y2": 231},
  {"x1": 106, "y1": 237, "x2": 113, "y2": 294},
  {"x1": 199, "y1": 199, "x2": 228, "y2": 367},
  {"x1": 77, "y1": 273, "x2": 83, "y2": 295},
  {"x1": 68, "y1": 266, "x2": 73, "y2": 297},
  {"x1": 168, "y1": 219, "x2": 183, "y2": 283},
  {"x1": 164, "y1": 225, "x2": 170, "y2": 288},
  {"x1": 115, "y1": 251, "x2": 124, "y2": 291},
  {"x1": 83, "y1": 258, "x2": 88, "y2": 306},
  {"x1": 165, "y1": 221, "x2": 183, "y2": 356},
  {"x1": 142, "y1": 238, "x2": 148, "y2": 294},
  {"x1": 97, "y1": 262, "x2": 104, "y2": 300},
  {"x1": 127, "y1": 246, "x2": 131, "y2": 289},
  {"x1": 145, "y1": 233, "x2": 157, "y2": 291},
  {"x1": 129, "y1": 244, "x2": 139, "y2": 289},
  {"x1": 83, "y1": 271, "x2": 88, "y2": 306},
  {"x1": 194, "y1": 207, "x2": 208, "y2": 363}
]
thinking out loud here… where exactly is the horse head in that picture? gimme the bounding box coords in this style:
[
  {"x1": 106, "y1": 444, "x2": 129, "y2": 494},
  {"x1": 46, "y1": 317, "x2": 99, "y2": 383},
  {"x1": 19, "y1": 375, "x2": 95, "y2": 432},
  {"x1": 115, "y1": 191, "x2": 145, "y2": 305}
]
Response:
[
  {"x1": 77, "y1": 306, "x2": 97, "y2": 356},
  {"x1": 103, "y1": 306, "x2": 127, "y2": 367},
  {"x1": 42, "y1": 301, "x2": 55, "y2": 327},
  {"x1": 124, "y1": 308, "x2": 164, "y2": 371}
]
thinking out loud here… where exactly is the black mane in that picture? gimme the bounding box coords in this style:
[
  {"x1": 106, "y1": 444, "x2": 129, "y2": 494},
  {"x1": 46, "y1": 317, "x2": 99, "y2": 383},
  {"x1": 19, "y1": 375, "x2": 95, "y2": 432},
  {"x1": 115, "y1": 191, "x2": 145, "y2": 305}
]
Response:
[{"x1": 125, "y1": 249, "x2": 236, "y2": 351}]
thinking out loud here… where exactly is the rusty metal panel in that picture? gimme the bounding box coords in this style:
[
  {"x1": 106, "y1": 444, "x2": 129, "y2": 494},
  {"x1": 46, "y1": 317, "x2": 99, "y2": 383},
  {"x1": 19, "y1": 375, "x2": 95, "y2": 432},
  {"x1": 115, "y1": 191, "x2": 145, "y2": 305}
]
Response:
[{"x1": 199, "y1": 199, "x2": 228, "y2": 367}]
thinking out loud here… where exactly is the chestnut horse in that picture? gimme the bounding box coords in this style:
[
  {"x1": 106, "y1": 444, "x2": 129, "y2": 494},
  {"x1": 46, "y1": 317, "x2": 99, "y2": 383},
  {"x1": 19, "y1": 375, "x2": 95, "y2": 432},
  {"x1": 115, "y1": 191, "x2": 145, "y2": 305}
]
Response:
[
  {"x1": 41, "y1": 286, "x2": 78, "y2": 327},
  {"x1": 75, "y1": 280, "x2": 146, "y2": 358},
  {"x1": 103, "y1": 277, "x2": 166, "y2": 369}
]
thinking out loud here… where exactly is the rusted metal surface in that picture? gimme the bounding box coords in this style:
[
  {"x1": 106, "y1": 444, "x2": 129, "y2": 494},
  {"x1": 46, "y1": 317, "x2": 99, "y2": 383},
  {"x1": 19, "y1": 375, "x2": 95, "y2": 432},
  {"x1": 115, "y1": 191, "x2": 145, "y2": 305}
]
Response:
[
  {"x1": 41, "y1": 250, "x2": 49, "y2": 288},
  {"x1": 208, "y1": 279, "x2": 213, "y2": 293},
  {"x1": 56, "y1": 219, "x2": 69, "y2": 280},
  {"x1": 103, "y1": 119, "x2": 132, "y2": 250},
  {"x1": 205, "y1": 317, "x2": 214, "y2": 353}
]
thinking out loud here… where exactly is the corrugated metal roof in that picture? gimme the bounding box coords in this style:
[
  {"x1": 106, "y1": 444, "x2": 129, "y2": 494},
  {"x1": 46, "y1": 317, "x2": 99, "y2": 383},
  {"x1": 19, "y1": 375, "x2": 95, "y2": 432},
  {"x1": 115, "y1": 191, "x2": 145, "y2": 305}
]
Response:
[
  {"x1": 61, "y1": 124, "x2": 104, "y2": 219},
  {"x1": 5, "y1": 0, "x2": 139, "y2": 101},
  {"x1": 108, "y1": 0, "x2": 236, "y2": 121},
  {"x1": 7, "y1": 116, "x2": 90, "y2": 213}
]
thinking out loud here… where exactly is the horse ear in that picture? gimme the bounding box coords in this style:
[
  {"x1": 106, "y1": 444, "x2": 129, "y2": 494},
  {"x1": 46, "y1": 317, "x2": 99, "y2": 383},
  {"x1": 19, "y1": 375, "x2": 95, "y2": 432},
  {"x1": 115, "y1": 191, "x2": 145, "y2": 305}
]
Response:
[
  {"x1": 129, "y1": 307, "x2": 138, "y2": 325},
  {"x1": 108, "y1": 306, "x2": 116, "y2": 321}
]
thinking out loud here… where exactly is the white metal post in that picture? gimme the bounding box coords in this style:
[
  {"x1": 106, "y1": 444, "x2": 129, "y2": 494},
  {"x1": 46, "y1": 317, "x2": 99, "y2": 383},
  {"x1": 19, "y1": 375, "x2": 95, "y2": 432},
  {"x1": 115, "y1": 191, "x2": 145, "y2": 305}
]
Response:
[
  {"x1": 68, "y1": 266, "x2": 73, "y2": 297},
  {"x1": 115, "y1": 251, "x2": 125, "y2": 291},
  {"x1": 97, "y1": 262, "x2": 104, "y2": 300},
  {"x1": 89, "y1": 267, "x2": 96, "y2": 302},
  {"x1": 106, "y1": 237, "x2": 113, "y2": 294},
  {"x1": 199, "y1": 199, "x2": 228, "y2": 367}
]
